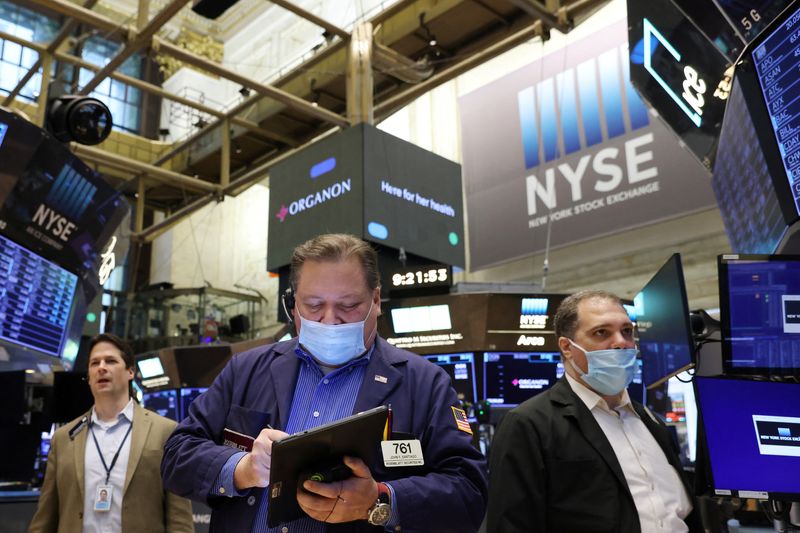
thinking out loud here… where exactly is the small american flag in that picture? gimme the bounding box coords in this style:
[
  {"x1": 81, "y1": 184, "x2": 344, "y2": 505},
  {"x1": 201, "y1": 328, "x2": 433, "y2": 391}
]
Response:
[{"x1": 451, "y1": 406, "x2": 473, "y2": 435}]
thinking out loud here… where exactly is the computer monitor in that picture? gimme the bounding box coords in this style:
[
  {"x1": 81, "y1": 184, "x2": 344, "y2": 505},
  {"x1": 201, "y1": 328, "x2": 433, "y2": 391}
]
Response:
[
  {"x1": 695, "y1": 377, "x2": 800, "y2": 501},
  {"x1": 142, "y1": 389, "x2": 179, "y2": 421},
  {"x1": 390, "y1": 304, "x2": 452, "y2": 334},
  {"x1": 718, "y1": 255, "x2": 800, "y2": 375},
  {"x1": 0, "y1": 233, "x2": 78, "y2": 358},
  {"x1": 179, "y1": 387, "x2": 208, "y2": 420},
  {"x1": 423, "y1": 353, "x2": 478, "y2": 404},
  {"x1": 634, "y1": 253, "x2": 696, "y2": 388},
  {"x1": 137, "y1": 356, "x2": 165, "y2": 379},
  {"x1": 483, "y1": 352, "x2": 560, "y2": 408}
]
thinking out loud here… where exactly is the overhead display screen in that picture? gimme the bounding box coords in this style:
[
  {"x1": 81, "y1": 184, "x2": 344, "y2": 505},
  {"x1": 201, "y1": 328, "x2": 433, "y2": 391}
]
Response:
[
  {"x1": 751, "y1": 4, "x2": 800, "y2": 219},
  {"x1": 266, "y1": 126, "x2": 364, "y2": 271},
  {"x1": 363, "y1": 125, "x2": 464, "y2": 268},
  {"x1": 712, "y1": 76, "x2": 787, "y2": 253},
  {"x1": 0, "y1": 233, "x2": 77, "y2": 357},
  {"x1": 627, "y1": 0, "x2": 731, "y2": 165},
  {"x1": 267, "y1": 124, "x2": 465, "y2": 270},
  {"x1": 0, "y1": 109, "x2": 129, "y2": 295}
]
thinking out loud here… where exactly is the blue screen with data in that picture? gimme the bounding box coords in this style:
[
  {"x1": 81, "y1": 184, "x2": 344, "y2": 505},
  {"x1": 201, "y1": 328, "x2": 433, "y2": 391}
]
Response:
[
  {"x1": 0, "y1": 233, "x2": 77, "y2": 357},
  {"x1": 720, "y1": 257, "x2": 800, "y2": 371},
  {"x1": 696, "y1": 377, "x2": 800, "y2": 498}
]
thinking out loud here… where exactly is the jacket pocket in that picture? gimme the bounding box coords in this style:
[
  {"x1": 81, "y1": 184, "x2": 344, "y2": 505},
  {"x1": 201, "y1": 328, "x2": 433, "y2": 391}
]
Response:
[{"x1": 226, "y1": 404, "x2": 274, "y2": 438}]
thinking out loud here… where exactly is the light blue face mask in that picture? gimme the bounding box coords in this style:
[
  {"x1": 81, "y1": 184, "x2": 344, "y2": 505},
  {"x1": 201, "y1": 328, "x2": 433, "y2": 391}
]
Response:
[
  {"x1": 567, "y1": 340, "x2": 639, "y2": 396},
  {"x1": 297, "y1": 300, "x2": 375, "y2": 366}
]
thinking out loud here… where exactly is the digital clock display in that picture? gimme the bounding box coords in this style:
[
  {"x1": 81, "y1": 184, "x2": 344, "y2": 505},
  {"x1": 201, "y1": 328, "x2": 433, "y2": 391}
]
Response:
[{"x1": 391, "y1": 267, "x2": 451, "y2": 288}]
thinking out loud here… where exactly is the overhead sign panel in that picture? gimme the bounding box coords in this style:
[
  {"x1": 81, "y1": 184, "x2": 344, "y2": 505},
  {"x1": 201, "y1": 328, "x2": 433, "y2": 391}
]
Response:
[{"x1": 460, "y1": 18, "x2": 716, "y2": 271}]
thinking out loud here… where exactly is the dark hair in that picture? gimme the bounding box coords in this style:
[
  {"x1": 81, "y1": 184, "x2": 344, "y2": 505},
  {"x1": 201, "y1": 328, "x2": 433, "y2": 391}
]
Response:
[
  {"x1": 88, "y1": 333, "x2": 135, "y2": 397},
  {"x1": 290, "y1": 233, "x2": 380, "y2": 292},
  {"x1": 554, "y1": 290, "x2": 624, "y2": 340}
]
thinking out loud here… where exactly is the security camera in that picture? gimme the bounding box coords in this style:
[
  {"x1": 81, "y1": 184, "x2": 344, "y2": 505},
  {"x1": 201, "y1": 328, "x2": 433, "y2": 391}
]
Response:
[{"x1": 46, "y1": 95, "x2": 112, "y2": 145}]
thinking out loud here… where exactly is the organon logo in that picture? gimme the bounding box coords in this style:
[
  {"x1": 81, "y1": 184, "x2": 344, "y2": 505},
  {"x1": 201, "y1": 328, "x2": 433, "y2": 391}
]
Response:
[
  {"x1": 276, "y1": 205, "x2": 289, "y2": 222},
  {"x1": 276, "y1": 156, "x2": 352, "y2": 222}
]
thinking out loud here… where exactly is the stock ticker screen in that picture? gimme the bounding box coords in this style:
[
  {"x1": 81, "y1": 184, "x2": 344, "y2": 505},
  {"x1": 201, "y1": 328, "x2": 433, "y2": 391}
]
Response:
[
  {"x1": 719, "y1": 256, "x2": 800, "y2": 374},
  {"x1": 712, "y1": 76, "x2": 787, "y2": 254},
  {"x1": 0, "y1": 233, "x2": 77, "y2": 357},
  {"x1": 752, "y1": 5, "x2": 800, "y2": 218}
]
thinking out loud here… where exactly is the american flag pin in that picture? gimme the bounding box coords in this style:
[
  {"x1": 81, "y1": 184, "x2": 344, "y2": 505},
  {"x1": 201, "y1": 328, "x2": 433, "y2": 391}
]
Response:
[{"x1": 374, "y1": 375, "x2": 388, "y2": 383}]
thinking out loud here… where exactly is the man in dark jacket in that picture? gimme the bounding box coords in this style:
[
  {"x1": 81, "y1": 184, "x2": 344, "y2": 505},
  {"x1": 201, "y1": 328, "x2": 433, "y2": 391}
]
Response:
[
  {"x1": 486, "y1": 289, "x2": 702, "y2": 533},
  {"x1": 161, "y1": 234, "x2": 487, "y2": 532}
]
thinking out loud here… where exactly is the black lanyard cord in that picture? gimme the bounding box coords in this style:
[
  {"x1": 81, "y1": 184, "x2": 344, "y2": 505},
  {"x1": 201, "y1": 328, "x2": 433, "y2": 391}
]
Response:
[{"x1": 90, "y1": 421, "x2": 133, "y2": 485}]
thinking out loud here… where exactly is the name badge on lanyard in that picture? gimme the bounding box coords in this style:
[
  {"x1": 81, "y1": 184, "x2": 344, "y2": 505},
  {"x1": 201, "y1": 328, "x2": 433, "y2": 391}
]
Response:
[{"x1": 90, "y1": 421, "x2": 132, "y2": 513}]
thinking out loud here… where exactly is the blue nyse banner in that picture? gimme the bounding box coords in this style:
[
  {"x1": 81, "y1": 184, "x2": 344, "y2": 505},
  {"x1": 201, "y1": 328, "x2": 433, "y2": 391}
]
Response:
[{"x1": 460, "y1": 18, "x2": 718, "y2": 270}]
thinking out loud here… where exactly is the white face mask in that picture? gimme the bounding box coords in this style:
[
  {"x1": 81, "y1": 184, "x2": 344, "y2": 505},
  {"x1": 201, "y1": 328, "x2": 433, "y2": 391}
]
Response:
[{"x1": 297, "y1": 300, "x2": 375, "y2": 366}]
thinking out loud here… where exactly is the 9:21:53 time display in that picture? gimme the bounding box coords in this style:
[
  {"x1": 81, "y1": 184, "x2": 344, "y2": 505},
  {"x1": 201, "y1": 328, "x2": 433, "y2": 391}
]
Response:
[{"x1": 392, "y1": 267, "x2": 450, "y2": 287}]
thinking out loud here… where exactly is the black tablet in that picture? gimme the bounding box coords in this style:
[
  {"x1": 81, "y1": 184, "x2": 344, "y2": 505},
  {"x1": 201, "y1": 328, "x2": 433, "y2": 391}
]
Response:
[{"x1": 267, "y1": 405, "x2": 389, "y2": 527}]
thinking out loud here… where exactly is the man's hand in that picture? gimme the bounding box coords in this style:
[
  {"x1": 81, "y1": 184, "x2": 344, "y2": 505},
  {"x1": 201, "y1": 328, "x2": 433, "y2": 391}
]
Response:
[
  {"x1": 297, "y1": 456, "x2": 380, "y2": 523},
  {"x1": 233, "y1": 428, "x2": 289, "y2": 490}
]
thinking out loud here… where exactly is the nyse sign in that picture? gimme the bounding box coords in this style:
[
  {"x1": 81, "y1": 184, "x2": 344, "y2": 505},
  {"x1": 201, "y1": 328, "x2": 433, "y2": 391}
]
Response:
[{"x1": 460, "y1": 18, "x2": 716, "y2": 270}]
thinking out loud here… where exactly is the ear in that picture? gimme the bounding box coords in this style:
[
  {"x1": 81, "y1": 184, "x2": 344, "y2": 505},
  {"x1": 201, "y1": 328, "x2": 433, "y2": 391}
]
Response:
[
  {"x1": 372, "y1": 287, "x2": 383, "y2": 317},
  {"x1": 127, "y1": 367, "x2": 134, "y2": 381},
  {"x1": 558, "y1": 337, "x2": 572, "y2": 359}
]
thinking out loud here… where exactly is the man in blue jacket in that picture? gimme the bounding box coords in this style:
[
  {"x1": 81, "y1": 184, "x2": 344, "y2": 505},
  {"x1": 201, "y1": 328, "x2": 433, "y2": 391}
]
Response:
[{"x1": 161, "y1": 233, "x2": 487, "y2": 532}]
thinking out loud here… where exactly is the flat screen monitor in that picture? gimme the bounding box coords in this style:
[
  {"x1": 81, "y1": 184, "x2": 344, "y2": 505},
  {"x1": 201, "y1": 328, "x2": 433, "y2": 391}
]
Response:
[
  {"x1": 51, "y1": 372, "x2": 94, "y2": 423},
  {"x1": 137, "y1": 356, "x2": 165, "y2": 379},
  {"x1": 718, "y1": 255, "x2": 800, "y2": 375},
  {"x1": 142, "y1": 389, "x2": 179, "y2": 421},
  {"x1": 179, "y1": 387, "x2": 207, "y2": 420},
  {"x1": 634, "y1": 253, "x2": 696, "y2": 388},
  {"x1": 390, "y1": 304, "x2": 452, "y2": 334},
  {"x1": 483, "y1": 352, "x2": 560, "y2": 408},
  {"x1": 0, "y1": 233, "x2": 78, "y2": 358},
  {"x1": 423, "y1": 353, "x2": 478, "y2": 404},
  {"x1": 695, "y1": 377, "x2": 800, "y2": 501},
  {"x1": 731, "y1": 3, "x2": 800, "y2": 227}
]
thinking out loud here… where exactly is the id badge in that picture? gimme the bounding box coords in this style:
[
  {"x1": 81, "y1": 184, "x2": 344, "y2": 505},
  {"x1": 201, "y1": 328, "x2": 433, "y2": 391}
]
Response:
[
  {"x1": 94, "y1": 485, "x2": 113, "y2": 512},
  {"x1": 381, "y1": 439, "x2": 424, "y2": 467}
]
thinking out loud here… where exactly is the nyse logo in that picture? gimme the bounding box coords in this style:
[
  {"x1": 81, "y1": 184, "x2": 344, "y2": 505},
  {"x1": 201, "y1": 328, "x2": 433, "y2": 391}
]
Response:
[
  {"x1": 32, "y1": 204, "x2": 77, "y2": 242},
  {"x1": 518, "y1": 44, "x2": 658, "y2": 216},
  {"x1": 516, "y1": 335, "x2": 545, "y2": 347}
]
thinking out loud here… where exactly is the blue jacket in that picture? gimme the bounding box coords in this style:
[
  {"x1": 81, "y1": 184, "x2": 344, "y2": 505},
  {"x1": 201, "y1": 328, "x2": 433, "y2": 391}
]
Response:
[{"x1": 161, "y1": 337, "x2": 488, "y2": 533}]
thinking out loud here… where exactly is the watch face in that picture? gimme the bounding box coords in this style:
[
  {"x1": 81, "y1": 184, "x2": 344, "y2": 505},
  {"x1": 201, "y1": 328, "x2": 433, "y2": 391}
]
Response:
[{"x1": 368, "y1": 503, "x2": 391, "y2": 525}]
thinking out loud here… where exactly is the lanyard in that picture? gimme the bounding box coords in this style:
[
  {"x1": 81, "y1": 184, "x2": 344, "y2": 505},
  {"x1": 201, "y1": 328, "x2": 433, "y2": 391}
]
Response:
[{"x1": 90, "y1": 421, "x2": 133, "y2": 485}]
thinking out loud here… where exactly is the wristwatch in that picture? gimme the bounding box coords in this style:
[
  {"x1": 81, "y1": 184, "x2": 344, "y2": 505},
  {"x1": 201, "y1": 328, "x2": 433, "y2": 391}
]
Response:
[{"x1": 366, "y1": 482, "x2": 392, "y2": 526}]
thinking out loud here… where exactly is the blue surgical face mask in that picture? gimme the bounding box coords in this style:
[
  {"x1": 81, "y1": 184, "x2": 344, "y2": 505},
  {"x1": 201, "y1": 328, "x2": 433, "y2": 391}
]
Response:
[
  {"x1": 297, "y1": 300, "x2": 375, "y2": 366},
  {"x1": 567, "y1": 340, "x2": 639, "y2": 396}
]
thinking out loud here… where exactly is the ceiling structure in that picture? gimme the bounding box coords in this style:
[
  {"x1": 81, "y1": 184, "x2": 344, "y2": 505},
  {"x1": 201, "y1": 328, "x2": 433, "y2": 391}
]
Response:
[{"x1": 9, "y1": 0, "x2": 611, "y2": 243}]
